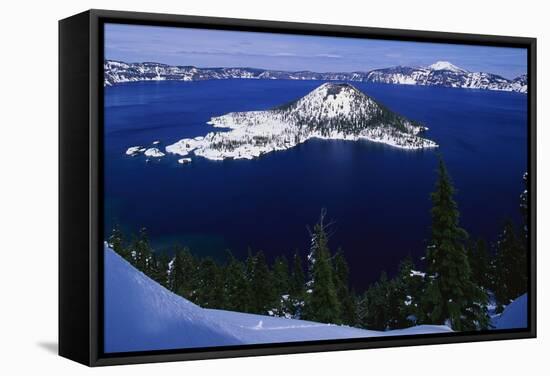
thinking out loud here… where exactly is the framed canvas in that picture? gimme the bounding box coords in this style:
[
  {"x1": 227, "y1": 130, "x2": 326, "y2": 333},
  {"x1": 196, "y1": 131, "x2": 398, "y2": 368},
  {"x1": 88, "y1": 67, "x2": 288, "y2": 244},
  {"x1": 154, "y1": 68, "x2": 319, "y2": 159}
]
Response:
[{"x1": 59, "y1": 9, "x2": 536, "y2": 366}]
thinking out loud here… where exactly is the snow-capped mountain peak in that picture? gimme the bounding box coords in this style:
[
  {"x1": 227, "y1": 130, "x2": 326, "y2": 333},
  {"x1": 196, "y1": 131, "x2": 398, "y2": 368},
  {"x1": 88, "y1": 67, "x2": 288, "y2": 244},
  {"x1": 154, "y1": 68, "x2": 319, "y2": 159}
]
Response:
[{"x1": 428, "y1": 61, "x2": 467, "y2": 73}]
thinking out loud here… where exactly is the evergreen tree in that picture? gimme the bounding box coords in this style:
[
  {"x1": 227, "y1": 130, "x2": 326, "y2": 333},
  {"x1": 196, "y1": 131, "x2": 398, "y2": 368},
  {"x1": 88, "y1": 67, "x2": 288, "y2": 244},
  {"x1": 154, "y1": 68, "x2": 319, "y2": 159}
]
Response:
[
  {"x1": 288, "y1": 252, "x2": 306, "y2": 317},
  {"x1": 306, "y1": 209, "x2": 330, "y2": 289},
  {"x1": 302, "y1": 212, "x2": 341, "y2": 324},
  {"x1": 492, "y1": 172, "x2": 529, "y2": 309},
  {"x1": 356, "y1": 292, "x2": 369, "y2": 330},
  {"x1": 333, "y1": 250, "x2": 357, "y2": 326},
  {"x1": 224, "y1": 252, "x2": 250, "y2": 312},
  {"x1": 396, "y1": 256, "x2": 424, "y2": 327},
  {"x1": 129, "y1": 228, "x2": 152, "y2": 274},
  {"x1": 272, "y1": 255, "x2": 291, "y2": 316},
  {"x1": 169, "y1": 246, "x2": 197, "y2": 300},
  {"x1": 493, "y1": 220, "x2": 527, "y2": 309},
  {"x1": 420, "y1": 158, "x2": 489, "y2": 330},
  {"x1": 520, "y1": 172, "x2": 529, "y2": 241},
  {"x1": 249, "y1": 251, "x2": 277, "y2": 314},
  {"x1": 358, "y1": 261, "x2": 421, "y2": 331},
  {"x1": 360, "y1": 272, "x2": 392, "y2": 330},
  {"x1": 196, "y1": 258, "x2": 226, "y2": 309},
  {"x1": 108, "y1": 225, "x2": 130, "y2": 260},
  {"x1": 273, "y1": 256, "x2": 290, "y2": 297},
  {"x1": 467, "y1": 238, "x2": 491, "y2": 289},
  {"x1": 149, "y1": 251, "x2": 170, "y2": 288},
  {"x1": 244, "y1": 250, "x2": 256, "y2": 312}
]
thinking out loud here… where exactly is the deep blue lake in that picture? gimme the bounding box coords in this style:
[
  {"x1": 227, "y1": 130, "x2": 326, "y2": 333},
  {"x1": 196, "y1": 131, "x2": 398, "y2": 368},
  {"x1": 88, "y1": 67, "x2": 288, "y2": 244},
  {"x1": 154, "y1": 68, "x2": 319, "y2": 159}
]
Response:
[{"x1": 104, "y1": 79, "x2": 527, "y2": 290}]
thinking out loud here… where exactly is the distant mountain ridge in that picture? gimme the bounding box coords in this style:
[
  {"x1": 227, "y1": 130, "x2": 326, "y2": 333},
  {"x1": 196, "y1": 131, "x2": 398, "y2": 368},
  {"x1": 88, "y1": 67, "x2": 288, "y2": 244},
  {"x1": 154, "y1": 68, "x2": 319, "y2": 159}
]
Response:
[
  {"x1": 365, "y1": 62, "x2": 527, "y2": 93},
  {"x1": 104, "y1": 59, "x2": 527, "y2": 93}
]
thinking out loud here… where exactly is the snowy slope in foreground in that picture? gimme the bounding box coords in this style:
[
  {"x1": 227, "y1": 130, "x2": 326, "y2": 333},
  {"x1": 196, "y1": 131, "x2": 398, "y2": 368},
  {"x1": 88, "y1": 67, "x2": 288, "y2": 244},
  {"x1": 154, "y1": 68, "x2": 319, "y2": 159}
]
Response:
[
  {"x1": 104, "y1": 247, "x2": 452, "y2": 353},
  {"x1": 104, "y1": 247, "x2": 242, "y2": 352},
  {"x1": 493, "y1": 294, "x2": 528, "y2": 330}
]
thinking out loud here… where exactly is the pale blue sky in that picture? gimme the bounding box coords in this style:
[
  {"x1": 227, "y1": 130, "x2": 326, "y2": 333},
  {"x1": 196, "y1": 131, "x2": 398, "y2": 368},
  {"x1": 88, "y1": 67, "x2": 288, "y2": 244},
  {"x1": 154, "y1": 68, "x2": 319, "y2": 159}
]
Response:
[{"x1": 105, "y1": 23, "x2": 527, "y2": 79}]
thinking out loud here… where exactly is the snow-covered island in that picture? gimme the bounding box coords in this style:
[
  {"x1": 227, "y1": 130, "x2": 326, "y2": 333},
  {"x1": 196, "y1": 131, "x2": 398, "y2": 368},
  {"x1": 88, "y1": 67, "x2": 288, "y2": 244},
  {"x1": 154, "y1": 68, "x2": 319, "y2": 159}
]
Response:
[
  {"x1": 125, "y1": 146, "x2": 146, "y2": 156},
  {"x1": 163, "y1": 83, "x2": 438, "y2": 161},
  {"x1": 125, "y1": 145, "x2": 166, "y2": 158},
  {"x1": 144, "y1": 147, "x2": 165, "y2": 158}
]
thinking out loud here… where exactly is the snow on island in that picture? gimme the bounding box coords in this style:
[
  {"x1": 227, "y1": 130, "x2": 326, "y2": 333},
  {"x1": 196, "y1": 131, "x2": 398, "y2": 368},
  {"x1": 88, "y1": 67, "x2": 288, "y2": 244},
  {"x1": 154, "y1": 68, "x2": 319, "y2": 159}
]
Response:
[
  {"x1": 104, "y1": 246, "x2": 452, "y2": 353},
  {"x1": 144, "y1": 147, "x2": 165, "y2": 158},
  {"x1": 125, "y1": 146, "x2": 146, "y2": 156},
  {"x1": 126, "y1": 145, "x2": 165, "y2": 158},
  {"x1": 164, "y1": 83, "x2": 438, "y2": 161}
]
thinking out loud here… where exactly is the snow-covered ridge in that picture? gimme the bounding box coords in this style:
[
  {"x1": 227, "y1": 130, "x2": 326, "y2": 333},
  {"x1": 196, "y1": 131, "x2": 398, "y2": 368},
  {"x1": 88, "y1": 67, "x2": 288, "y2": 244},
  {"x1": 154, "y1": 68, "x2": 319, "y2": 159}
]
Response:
[
  {"x1": 163, "y1": 83, "x2": 438, "y2": 161},
  {"x1": 104, "y1": 246, "x2": 452, "y2": 353},
  {"x1": 366, "y1": 65, "x2": 527, "y2": 93},
  {"x1": 104, "y1": 59, "x2": 527, "y2": 93},
  {"x1": 492, "y1": 293, "x2": 528, "y2": 330}
]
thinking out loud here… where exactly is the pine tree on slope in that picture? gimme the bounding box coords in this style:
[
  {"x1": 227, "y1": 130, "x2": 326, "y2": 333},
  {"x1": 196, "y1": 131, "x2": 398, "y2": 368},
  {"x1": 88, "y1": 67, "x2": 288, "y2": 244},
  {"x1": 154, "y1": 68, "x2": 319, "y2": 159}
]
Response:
[
  {"x1": 333, "y1": 250, "x2": 357, "y2": 326},
  {"x1": 249, "y1": 251, "x2": 277, "y2": 314},
  {"x1": 196, "y1": 258, "x2": 226, "y2": 309},
  {"x1": 493, "y1": 220, "x2": 527, "y2": 310},
  {"x1": 130, "y1": 228, "x2": 152, "y2": 274},
  {"x1": 396, "y1": 256, "x2": 424, "y2": 327},
  {"x1": 169, "y1": 246, "x2": 197, "y2": 300},
  {"x1": 149, "y1": 251, "x2": 170, "y2": 288},
  {"x1": 360, "y1": 272, "x2": 392, "y2": 330},
  {"x1": 224, "y1": 252, "x2": 250, "y2": 313},
  {"x1": 289, "y1": 252, "x2": 306, "y2": 317},
  {"x1": 420, "y1": 158, "x2": 489, "y2": 331},
  {"x1": 520, "y1": 172, "x2": 529, "y2": 241},
  {"x1": 108, "y1": 225, "x2": 130, "y2": 260},
  {"x1": 467, "y1": 238, "x2": 491, "y2": 290},
  {"x1": 272, "y1": 255, "x2": 291, "y2": 316},
  {"x1": 302, "y1": 212, "x2": 341, "y2": 324}
]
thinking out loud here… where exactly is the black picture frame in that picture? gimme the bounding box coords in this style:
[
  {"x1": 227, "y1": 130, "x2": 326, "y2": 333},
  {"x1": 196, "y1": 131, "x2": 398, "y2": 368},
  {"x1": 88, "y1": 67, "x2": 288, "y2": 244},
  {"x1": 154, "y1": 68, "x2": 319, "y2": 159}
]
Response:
[{"x1": 59, "y1": 8, "x2": 537, "y2": 367}]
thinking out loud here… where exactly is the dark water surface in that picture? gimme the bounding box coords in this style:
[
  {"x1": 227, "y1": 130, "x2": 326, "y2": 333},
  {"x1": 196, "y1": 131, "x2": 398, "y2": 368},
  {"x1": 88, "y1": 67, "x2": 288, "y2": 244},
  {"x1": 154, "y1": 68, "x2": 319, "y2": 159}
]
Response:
[{"x1": 104, "y1": 79, "x2": 527, "y2": 290}]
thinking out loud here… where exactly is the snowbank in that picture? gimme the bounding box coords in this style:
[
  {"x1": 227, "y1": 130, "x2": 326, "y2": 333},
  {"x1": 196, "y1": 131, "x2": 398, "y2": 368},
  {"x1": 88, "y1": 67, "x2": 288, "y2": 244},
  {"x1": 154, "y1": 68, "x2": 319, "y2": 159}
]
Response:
[
  {"x1": 104, "y1": 248, "x2": 243, "y2": 353},
  {"x1": 104, "y1": 247, "x2": 452, "y2": 353},
  {"x1": 494, "y1": 294, "x2": 528, "y2": 330}
]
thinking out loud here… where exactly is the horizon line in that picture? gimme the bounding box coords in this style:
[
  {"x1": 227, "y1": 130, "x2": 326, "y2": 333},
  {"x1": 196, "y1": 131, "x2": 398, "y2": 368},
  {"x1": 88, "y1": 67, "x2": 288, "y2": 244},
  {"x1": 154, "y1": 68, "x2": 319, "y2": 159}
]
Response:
[{"x1": 104, "y1": 58, "x2": 527, "y2": 79}]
